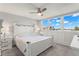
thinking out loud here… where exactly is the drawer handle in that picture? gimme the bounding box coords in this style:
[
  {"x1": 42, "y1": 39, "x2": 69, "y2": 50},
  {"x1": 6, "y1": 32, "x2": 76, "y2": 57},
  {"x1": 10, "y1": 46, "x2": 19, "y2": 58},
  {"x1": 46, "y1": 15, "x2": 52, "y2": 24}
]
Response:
[{"x1": 1, "y1": 45, "x2": 8, "y2": 48}]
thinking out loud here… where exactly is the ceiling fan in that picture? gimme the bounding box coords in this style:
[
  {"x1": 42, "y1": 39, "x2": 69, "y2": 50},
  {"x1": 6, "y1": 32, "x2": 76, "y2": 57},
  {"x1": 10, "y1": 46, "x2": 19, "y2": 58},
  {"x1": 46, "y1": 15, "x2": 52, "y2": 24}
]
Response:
[{"x1": 29, "y1": 8, "x2": 47, "y2": 16}]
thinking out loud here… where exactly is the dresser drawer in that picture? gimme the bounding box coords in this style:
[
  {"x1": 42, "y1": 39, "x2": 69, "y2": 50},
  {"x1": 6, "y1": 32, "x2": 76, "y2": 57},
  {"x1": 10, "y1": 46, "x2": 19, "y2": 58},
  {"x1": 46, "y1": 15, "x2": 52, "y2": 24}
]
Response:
[
  {"x1": 1, "y1": 45, "x2": 8, "y2": 51},
  {"x1": 0, "y1": 38, "x2": 12, "y2": 54},
  {"x1": 1, "y1": 42, "x2": 8, "y2": 47},
  {"x1": 0, "y1": 42, "x2": 1, "y2": 46}
]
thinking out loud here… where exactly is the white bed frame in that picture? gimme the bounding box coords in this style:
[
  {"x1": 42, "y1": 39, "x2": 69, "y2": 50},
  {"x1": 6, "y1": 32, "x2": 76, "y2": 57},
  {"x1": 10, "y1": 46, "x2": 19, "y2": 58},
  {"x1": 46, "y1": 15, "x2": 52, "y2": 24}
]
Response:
[
  {"x1": 15, "y1": 37, "x2": 52, "y2": 56},
  {"x1": 14, "y1": 24, "x2": 53, "y2": 56}
]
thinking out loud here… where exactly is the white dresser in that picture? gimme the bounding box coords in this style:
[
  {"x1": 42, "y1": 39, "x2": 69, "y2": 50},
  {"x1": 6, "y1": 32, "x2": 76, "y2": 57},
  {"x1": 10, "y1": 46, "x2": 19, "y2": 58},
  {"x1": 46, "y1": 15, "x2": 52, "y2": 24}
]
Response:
[
  {"x1": 0, "y1": 36, "x2": 12, "y2": 56},
  {"x1": 0, "y1": 20, "x2": 12, "y2": 56},
  {"x1": 0, "y1": 39, "x2": 1, "y2": 56},
  {"x1": 0, "y1": 20, "x2": 3, "y2": 56}
]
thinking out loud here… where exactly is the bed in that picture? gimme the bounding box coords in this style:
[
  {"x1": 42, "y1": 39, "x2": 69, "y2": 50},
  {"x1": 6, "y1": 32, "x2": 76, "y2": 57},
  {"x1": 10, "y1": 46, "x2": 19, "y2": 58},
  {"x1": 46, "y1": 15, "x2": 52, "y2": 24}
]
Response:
[
  {"x1": 14, "y1": 35, "x2": 53, "y2": 56},
  {"x1": 13, "y1": 24, "x2": 53, "y2": 56}
]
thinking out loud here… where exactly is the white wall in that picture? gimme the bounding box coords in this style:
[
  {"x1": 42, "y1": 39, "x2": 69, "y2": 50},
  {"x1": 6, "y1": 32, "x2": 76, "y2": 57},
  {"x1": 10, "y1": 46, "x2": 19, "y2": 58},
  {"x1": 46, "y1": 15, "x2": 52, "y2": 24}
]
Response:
[
  {"x1": 41, "y1": 30, "x2": 79, "y2": 46},
  {"x1": 53, "y1": 30, "x2": 75, "y2": 46},
  {"x1": 52, "y1": 31, "x2": 72, "y2": 46},
  {"x1": 0, "y1": 12, "x2": 36, "y2": 36}
]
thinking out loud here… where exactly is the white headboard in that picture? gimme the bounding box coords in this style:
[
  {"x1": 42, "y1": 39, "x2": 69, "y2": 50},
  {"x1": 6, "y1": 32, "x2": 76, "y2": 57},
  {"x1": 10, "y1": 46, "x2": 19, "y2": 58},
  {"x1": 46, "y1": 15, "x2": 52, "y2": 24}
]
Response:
[{"x1": 14, "y1": 24, "x2": 34, "y2": 36}]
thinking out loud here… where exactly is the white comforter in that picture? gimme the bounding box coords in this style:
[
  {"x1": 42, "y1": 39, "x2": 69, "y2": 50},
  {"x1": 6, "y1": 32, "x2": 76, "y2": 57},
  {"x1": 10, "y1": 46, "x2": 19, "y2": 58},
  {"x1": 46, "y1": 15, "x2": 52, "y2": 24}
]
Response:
[{"x1": 16, "y1": 35, "x2": 51, "y2": 43}]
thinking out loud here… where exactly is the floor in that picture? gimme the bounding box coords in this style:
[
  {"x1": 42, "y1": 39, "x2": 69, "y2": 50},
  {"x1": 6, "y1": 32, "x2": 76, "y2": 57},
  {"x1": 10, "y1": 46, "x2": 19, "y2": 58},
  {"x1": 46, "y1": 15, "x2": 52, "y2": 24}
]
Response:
[
  {"x1": 2, "y1": 43, "x2": 79, "y2": 56},
  {"x1": 39, "y1": 43, "x2": 79, "y2": 56},
  {"x1": 2, "y1": 47, "x2": 24, "y2": 56}
]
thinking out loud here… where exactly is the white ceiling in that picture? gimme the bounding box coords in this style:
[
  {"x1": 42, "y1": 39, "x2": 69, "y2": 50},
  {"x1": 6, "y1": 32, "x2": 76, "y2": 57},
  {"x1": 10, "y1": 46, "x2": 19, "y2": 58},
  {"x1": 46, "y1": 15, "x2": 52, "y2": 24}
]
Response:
[{"x1": 0, "y1": 3, "x2": 79, "y2": 20}]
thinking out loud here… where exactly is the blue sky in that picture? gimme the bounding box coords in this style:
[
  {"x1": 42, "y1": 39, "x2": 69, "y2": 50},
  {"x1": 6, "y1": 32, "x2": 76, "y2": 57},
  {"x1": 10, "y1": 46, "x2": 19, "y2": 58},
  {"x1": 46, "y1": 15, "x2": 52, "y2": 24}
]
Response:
[
  {"x1": 41, "y1": 15, "x2": 79, "y2": 29},
  {"x1": 64, "y1": 15, "x2": 79, "y2": 29}
]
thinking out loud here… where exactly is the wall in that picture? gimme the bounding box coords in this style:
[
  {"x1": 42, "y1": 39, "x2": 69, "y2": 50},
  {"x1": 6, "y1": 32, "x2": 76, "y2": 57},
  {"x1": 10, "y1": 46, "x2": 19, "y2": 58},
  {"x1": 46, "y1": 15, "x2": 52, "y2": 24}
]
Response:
[
  {"x1": 53, "y1": 30, "x2": 75, "y2": 46},
  {"x1": 41, "y1": 30, "x2": 79, "y2": 46},
  {"x1": 0, "y1": 12, "x2": 36, "y2": 31}
]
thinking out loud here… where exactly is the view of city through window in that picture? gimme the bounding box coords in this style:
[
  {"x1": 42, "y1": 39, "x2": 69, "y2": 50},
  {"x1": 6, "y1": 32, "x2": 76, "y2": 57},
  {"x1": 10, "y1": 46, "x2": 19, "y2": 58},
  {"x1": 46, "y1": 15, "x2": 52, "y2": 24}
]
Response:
[{"x1": 41, "y1": 14, "x2": 79, "y2": 31}]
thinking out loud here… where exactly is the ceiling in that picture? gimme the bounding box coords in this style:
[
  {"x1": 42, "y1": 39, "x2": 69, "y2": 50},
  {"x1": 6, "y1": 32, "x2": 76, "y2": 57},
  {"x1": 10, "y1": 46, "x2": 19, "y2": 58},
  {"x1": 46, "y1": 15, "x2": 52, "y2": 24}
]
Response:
[{"x1": 0, "y1": 3, "x2": 79, "y2": 20}]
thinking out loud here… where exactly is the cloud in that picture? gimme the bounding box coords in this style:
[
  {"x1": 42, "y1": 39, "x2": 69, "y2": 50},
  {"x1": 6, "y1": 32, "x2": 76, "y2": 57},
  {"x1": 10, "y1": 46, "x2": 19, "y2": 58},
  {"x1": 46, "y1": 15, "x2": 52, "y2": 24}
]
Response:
[
  {"x1": 56, "y1": 20, "x2": 60, "y2": 22},
  {"x1": 73, "y1": 13, "x2": 79, "y2": 16},
  {"x1": 53, "y1": 18, "x2": 58, "y2": 19},
  {"x1": 56, "y1": 23, "x2": 60, "y2": 26},
  {"x1": 64, "y1": 21, "x2": 69, "y2": 24}
]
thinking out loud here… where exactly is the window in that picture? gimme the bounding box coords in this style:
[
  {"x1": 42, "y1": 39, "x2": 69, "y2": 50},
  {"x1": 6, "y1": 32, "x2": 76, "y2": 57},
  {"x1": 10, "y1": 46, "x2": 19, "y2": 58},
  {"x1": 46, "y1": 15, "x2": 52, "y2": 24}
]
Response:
[
  {"x1": 41, "y1": 19, "x2": 49, "y2": 27},
  {"x1": 41, "y1": 17, "x2": 61, "y2": 30},
  {"x1": 41, "y1": 13, "x2": 79, "y2": 31},
  {"x1": 64, "y1": 15, "x2": 79, "y2": 30}
]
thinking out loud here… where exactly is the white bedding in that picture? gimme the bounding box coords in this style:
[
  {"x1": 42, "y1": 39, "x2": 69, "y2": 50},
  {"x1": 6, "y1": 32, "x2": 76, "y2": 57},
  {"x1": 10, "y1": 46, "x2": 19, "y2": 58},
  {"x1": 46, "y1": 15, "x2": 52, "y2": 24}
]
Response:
[
  {"x1": 15, "y1": 35, "x2": 53, "y2": 56},
  {"x1": 16, "y1": 35, "x2": 51, "y2": 43}
]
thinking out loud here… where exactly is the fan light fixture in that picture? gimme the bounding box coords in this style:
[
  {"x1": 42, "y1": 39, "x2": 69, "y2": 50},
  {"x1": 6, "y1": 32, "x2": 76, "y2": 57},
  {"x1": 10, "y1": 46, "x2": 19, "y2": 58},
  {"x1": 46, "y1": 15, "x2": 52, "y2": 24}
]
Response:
[
  {"x1": 37, "y1": 13, "x2": 42, "y2": 16},
  {"x1": 30, "y1": 8, "x2": 47, "y2": 16}
]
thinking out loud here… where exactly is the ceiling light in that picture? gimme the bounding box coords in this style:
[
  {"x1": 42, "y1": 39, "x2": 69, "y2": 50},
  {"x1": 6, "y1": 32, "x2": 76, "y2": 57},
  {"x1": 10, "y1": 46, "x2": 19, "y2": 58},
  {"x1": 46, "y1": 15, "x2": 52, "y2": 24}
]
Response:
[{"x1": 37, "y1": 13, "x2": 42, "y2": 16}]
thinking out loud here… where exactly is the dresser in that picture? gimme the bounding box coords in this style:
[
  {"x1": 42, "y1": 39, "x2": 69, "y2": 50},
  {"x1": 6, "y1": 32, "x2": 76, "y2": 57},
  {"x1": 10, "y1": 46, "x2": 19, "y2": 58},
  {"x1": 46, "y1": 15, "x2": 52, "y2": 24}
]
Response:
[
  {"x1": 0, "y1": 20, "x2": 3, "y2": 56},
  {"x1": 0, "y1": 33, "x2": 12, "y2": 56},
  {"x1": 0, "y1": 20, "x2": 12, "y2": 56}
]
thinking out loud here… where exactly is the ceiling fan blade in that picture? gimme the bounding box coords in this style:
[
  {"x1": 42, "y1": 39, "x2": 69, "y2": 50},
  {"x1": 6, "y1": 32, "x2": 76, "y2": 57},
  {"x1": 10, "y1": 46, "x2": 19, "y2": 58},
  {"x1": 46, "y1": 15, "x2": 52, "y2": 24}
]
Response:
[
  {"x1": 37, "y1": 8, "x2": 41, "y2": 13},
  {"x1": 29, "y1": 12, "x2": 38, "y2": 14},
  {"x1": 41, "y1": 8, "x2": 47, "y2": 12}
]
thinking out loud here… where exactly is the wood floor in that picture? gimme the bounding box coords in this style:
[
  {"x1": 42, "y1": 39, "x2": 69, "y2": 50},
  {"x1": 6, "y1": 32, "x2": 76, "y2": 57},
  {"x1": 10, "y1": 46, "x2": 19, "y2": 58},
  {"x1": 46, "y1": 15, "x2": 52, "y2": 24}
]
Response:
[
  {"x1": 2, "y1": 43, "x2": 79, "y2": 56},
  {"x1": 39, "y1": 43, "x2": 79, "y2": 56}
]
